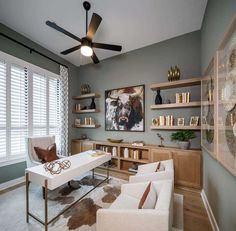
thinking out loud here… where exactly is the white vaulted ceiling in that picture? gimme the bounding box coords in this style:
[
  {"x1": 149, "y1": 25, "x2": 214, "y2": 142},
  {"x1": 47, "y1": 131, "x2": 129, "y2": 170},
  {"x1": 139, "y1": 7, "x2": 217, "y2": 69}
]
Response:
[{"x1": 0, "y1": 0, "x2": 207, "y2": 66}]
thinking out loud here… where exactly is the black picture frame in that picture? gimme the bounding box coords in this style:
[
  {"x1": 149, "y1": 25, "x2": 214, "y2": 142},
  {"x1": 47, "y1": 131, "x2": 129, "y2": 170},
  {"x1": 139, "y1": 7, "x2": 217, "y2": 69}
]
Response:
[{"x1": 105, "y1": 84, "x2": 145, "y2": 132}]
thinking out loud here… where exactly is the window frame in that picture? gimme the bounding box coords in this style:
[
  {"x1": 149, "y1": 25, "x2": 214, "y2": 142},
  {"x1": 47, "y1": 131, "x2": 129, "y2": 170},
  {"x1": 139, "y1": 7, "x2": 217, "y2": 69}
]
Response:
[{"x1": 0, "y1": 51, "x2": 60, "y2": 167}]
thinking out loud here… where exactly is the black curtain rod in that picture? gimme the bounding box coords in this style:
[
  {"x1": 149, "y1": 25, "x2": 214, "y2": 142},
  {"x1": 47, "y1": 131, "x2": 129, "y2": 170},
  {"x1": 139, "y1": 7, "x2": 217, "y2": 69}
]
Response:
[{"x1": 0, "y1": 32, "x2": 68, "y2": 68}]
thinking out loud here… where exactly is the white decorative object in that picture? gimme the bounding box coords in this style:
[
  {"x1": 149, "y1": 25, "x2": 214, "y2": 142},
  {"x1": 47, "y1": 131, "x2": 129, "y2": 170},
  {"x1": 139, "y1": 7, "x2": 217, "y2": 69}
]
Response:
[
  {"x1": 75, "y1": 118, "x2": 81, "y2": 126},
  {"x1": 124, "y1": 148, "x2": 129, "y2": 158},
  {"x1": 112, "y1": 147, "x2": 117, "y2": 157}
]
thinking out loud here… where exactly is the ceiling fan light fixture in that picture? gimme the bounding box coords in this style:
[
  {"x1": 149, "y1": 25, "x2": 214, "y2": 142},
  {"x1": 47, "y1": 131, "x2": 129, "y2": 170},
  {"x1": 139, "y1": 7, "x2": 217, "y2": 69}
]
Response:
[{"x1": 81, "y1": 45, "x2": 93, "y2": 56}]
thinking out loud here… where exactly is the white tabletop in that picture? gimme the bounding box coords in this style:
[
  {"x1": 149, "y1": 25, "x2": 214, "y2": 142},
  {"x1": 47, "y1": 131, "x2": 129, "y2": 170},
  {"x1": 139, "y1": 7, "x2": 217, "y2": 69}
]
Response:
[{"x1": 26, "y1": 150, "x2": 111, "y2": 190}]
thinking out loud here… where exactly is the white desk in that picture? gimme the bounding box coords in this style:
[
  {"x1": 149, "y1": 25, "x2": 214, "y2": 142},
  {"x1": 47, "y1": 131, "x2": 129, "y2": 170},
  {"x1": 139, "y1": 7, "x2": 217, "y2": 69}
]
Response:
[{"x1": 25, "y1": 150, "x2": 111, "y2": 231}]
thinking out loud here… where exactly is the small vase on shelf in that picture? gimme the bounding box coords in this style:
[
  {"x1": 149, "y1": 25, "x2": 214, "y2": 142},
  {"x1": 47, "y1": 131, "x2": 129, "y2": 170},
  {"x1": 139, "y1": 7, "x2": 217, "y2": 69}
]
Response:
[
  {"x1": 155, "y1": 90, "x2": 162, "y2": 105},
  {"x1": 90, "y1": 97, "x2": 96, "y2": 109}
]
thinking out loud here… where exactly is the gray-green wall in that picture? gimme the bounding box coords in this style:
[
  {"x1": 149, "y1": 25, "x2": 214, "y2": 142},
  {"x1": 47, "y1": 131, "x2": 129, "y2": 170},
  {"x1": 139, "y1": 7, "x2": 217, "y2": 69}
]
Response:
[
  {"x1": 0, "y1": 23, "x2": 79, "y2": 184},
  {"x1": 201, "y1": 0, "x2": 236, "y2": 230},
  {"x1": 75, "y1": 31, "x2": 201, "y2": 148}
]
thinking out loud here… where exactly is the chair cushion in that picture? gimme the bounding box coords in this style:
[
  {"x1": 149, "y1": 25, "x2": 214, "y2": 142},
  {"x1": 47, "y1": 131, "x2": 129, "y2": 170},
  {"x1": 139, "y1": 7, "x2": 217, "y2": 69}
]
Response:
[
  {"x1": 139, "y1": 182, "x2": 157, "y2": 209},
  {"x1": 109, "y1": 194, "x2": 140, "y2": 210},
  {"x1": 34, "y1": 143, "x2": 58, "y2": 163}
]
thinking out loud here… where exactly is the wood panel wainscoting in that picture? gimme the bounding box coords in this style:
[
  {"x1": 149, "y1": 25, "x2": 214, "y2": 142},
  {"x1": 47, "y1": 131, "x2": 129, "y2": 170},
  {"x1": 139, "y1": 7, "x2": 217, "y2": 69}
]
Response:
[{"x1": 71, "y1": 139, "x2": 202, "y2": 189}]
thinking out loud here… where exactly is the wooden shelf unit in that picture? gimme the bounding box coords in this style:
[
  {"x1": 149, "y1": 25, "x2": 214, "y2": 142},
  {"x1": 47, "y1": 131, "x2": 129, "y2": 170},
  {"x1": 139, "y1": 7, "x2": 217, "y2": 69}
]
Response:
[
  {"x1": 71, "y1": 139, "x2": 202, "y2": 189},
  {"x1": 72, "y1": 92, "x2": 100, "y2": 128},
  {"x1": 150, "y1": 125, "x2": 201, "y2": 130},
  {"x1": 72, "y1": 109, "x2": 100, "y2": 114},
  {"x1": 150, "y1": 77, "x2": 202, "y2": 130},
  {"x1": 72, "y1": 93, "x2": 100, "y2": 100},
  {"x1": 150, "y1": 101, "x2": 201, "y2": 109},
  {"x1": 150, "y1": 77, "x2": 202, "y2": 90}
]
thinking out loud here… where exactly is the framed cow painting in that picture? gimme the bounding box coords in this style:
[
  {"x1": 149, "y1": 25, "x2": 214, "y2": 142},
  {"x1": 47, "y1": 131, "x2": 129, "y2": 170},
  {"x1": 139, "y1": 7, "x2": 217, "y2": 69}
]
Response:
[{"x1": 105, "y1": 85, "x2": 145, "y2": 131}]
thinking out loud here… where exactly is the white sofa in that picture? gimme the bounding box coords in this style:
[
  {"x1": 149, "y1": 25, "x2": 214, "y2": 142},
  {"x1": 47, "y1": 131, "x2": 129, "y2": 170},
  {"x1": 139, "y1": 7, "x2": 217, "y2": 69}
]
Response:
[
  {"x1": 129, "y1": 159, "x2": 174, "y2": 183},
  {"x1": 97, "y1": 179, "x2": 173, "y2": 231}
]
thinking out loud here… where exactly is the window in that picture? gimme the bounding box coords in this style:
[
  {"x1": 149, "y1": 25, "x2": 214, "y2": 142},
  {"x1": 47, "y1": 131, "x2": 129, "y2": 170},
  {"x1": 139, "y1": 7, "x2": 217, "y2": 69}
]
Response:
[
  {"x1": 0, "y1": 61, "x2": 7, "y2": 158},
  {"x1": 0, "y1": 51, "x2": 65, "y2": 164},
  {"x1": 10, "y1": 65, "x2": 28, "y2": 157}
]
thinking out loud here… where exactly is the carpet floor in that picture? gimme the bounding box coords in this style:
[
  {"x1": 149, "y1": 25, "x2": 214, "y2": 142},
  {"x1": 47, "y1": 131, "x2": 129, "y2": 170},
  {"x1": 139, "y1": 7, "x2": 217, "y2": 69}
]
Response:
[{"x1": 0, "y1": 174, "x2": 183, "y2": 231}]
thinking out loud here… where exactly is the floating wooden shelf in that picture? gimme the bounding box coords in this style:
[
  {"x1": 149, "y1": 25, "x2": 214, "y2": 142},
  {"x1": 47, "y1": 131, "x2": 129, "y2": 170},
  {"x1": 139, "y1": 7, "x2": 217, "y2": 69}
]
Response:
[
  {"x1": 73, "y1": 124, "x2": 101, "y2": 128},
  {"x1": 150, "y1": 125, "x2": 201, "y2": 130},
  {"x1": 150, "y1": 77, "x2": 202, "y2": 90},
  {"x1": 72, "y1": 109, "x2": 100, "y2": 114},
  {"x1": 72, "y1": 93, "x2": 100, "y2": 100},
  {"x1": 150, "y1": 101, "x2": 201, "y2": 109},
  {"x1": 120, "y1": 157, "x2": 149, "y2": 164},
  {"x1": 111, "y1": 156, "x2": 118, "y2": 159}
]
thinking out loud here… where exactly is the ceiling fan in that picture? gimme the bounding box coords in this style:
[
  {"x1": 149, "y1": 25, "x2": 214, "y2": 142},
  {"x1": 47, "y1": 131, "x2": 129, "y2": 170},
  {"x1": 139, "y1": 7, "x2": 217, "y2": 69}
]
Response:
[{"x1": 46, "y1": 1, "x2": 122, "y2": 64}]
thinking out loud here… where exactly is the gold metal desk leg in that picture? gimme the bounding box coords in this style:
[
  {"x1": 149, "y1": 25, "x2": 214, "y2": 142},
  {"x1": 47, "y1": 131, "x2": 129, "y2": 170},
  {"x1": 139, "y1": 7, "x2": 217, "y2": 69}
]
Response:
[
  {"x1": 107, "y1": 161, "x2": 110, "y2": 183},
  {"x1": 26, "y1": 173, "x2": 29, "y2": 223},
  {"x1": 44, "y1": 179, "x2": 48, "y2": 231}
]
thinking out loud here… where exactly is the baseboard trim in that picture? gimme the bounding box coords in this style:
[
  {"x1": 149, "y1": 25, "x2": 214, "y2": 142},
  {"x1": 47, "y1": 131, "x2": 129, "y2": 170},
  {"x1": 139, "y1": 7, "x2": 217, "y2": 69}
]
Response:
[
  {"x1": 0, "y1": 176, "x2": 25, "y2": 192},
  {"x1": 201, "y1": 190, "x2": 220, "y2": 231}
]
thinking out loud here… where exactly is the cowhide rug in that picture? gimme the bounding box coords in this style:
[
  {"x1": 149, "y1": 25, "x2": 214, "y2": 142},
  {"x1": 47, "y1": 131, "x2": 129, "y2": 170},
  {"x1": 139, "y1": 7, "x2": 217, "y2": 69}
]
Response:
[
  {"x1": 0, "y1": 174, "x2": 183, "y2": 231},
  {"x1": 0, "y1": 174, "x2": 124, "y2": 231}
]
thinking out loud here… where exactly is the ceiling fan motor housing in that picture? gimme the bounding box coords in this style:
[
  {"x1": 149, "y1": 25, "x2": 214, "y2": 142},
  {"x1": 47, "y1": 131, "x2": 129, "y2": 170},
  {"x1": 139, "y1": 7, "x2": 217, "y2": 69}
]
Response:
[{"x1": 82, "y1": 37, "x2": 92, "y2": 45}]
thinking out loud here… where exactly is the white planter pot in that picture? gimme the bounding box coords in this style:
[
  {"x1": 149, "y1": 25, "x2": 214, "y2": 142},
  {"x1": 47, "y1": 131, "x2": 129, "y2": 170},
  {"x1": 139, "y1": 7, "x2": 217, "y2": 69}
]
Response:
[{"x1": 178, "y1": 141, "x2": 190, "y2": 150}]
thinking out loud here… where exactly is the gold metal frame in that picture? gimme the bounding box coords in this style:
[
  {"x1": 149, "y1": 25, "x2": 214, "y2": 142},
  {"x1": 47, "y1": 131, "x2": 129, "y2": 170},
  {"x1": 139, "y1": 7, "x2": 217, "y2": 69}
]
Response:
[{"x1": 26, "y1": 163, "x2": 110, "y2": 231}]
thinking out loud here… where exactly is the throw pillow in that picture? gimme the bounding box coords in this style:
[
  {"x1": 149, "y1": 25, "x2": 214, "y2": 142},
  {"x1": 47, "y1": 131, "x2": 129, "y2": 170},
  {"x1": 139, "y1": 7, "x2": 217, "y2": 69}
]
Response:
[
  {"x1": 138, "y1": 182, "x2": 157, "y2": 209},
  {"x1": 156, "y1": 162, "x2": 165, "y2": 172},
  {"x1": 34, "y1": 143, "x2": 58, "y2": 163}
]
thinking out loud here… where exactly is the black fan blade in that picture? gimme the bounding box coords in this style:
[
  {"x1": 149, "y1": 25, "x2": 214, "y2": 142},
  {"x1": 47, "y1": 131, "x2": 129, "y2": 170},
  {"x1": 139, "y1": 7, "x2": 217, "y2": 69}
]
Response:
[
  {"x1": 61, "y1": 45, "x2": 81, "y2": 55},
  {"x1": 91, "y1": 51, "x2": 99, "y2": 64},
  {"x1": 86, "y1": 13, "x2": 102, "y2": 41},
  {"x1": 46, "y1": 21, "x2": 82, "y2": 43},
  {"x1": 92, "y1": 42, "x2": 122, "y2": 52}
]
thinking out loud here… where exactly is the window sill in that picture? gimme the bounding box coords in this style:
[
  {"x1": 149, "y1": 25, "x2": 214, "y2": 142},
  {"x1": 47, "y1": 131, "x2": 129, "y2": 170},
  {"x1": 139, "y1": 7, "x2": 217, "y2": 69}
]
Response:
[{"x1": 0, "y1": 156, "x2": 26, "y2": 167}]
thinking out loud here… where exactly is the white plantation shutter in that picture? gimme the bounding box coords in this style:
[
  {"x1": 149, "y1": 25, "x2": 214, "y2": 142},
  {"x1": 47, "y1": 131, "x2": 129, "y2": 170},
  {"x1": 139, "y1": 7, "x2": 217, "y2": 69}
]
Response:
[
  {"x1": 0, "y1": 51, "x2": 68, "y2": 163},
  {"x1": 32, "y1": 73, "x2": 47, "y2": 136},
  {"x1": 0, "y1": 61, "x2": 7, "y2": 158},
  {"x1": 10, "y1": 65, "x2": 28, "y2": 156}
]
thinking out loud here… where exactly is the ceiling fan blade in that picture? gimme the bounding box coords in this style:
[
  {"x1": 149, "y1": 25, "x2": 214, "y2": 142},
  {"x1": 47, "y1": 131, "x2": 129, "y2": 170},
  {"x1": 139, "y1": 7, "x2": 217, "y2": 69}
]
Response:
[
  {"x1": 61, "y1": 45, "x2": 81, "y2": 55},
  {"x1": 86, "y1": 13, "x2": 102, "y2": 41},
  {"x1": 91, "y1": 51, "x2": 100, "y2": 64},
  {"x1": 46, "y1": 20, "x2": 82, "y2": 43},
  {"x1": 92, "y1": 42, "x2": 122, "y2": 52}
]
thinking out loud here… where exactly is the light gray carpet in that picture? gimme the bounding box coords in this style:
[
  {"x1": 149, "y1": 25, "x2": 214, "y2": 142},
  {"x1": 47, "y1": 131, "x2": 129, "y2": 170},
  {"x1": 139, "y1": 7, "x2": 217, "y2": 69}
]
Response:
[{"x1": 0, "y1": 174, "x2": 183, "y2": 231}]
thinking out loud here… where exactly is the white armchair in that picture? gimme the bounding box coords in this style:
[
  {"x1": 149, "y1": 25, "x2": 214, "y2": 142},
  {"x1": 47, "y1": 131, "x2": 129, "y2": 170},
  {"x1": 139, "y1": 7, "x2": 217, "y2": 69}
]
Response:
[
  {"x1": 129, "y1": 159, "x2": 174, "y2": 183},
  {"x1": 26, "y1": 136, "x2": 58, "y2": 168},
  {"x1": 97, "y1": 180, "x2": 174, "y2": 231}
]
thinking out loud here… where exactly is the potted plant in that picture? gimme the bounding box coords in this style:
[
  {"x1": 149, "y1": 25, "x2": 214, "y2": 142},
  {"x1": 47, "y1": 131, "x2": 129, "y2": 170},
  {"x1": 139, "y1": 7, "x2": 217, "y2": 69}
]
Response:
[{"x1": 171, "y1": 130, "x2": 196, "y2": 149}]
